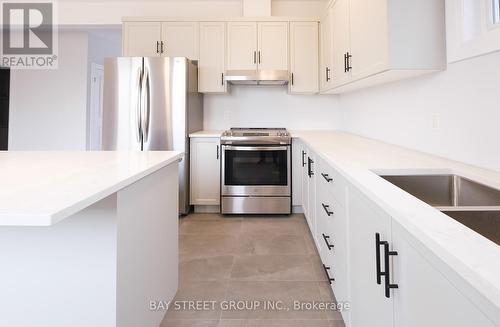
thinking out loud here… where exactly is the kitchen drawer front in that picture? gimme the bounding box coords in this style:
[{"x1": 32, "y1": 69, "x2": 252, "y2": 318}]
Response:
[
  {"x1": 316, "y1": 185, "x2": 349, "y2": 305},
  {"x1": 317, "y1": 157, "x2": 346, "y2": 207}
]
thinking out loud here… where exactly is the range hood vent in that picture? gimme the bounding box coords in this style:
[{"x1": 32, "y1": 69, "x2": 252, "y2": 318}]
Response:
[{"x1": 224, "y1": 70, "x2": 289, "y2": 85}]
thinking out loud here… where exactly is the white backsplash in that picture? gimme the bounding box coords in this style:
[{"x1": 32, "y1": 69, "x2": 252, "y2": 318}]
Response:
[{"x1": 203, "y1": 85, "x2": 341, "y2": 130}]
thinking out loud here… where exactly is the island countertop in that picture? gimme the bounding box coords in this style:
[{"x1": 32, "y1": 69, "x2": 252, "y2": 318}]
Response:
[{"x1": 0, "y1": 151, "x2": 183, "y2": 227}]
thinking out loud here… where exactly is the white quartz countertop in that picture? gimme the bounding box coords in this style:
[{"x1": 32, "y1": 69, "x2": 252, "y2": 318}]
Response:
[
  {"x1": 292, "y1": 130, "x2": 500, "y2": 317},
  {"x1": 0, "y1": 151, "x2": 183, "y2": 227},
  {"x1": 192, "y1": 129, "x2": 500, "y2": 314}
]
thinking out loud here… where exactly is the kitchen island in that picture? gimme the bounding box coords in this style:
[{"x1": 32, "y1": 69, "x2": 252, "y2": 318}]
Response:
[{"x1": 0, "y1": 151, "x2": 182, "y2": 327}]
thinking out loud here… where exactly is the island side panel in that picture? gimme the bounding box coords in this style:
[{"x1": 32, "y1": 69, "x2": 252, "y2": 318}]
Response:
[
  {"x1": 116, "y1": 163, "x2": 179, "y2": 327},
  {"x1": 0, "y1": 195, "x2": 118, "y2": 327}
]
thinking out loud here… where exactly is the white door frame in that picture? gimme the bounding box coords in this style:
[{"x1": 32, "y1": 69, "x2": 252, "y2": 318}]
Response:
[{"x1": 89, "y1": 63, "x2": 104, "y2": 151}]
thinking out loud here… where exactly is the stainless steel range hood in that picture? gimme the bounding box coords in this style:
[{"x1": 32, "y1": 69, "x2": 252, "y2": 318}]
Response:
[{"x1": 224, "y1": 70, "x2": 289, "y2": 85}]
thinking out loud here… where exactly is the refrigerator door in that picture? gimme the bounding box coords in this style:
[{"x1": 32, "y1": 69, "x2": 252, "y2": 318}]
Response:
[
  {"x1": 142, "y1": 57, "x2": 190, "y2": 214},
  {"x1": 102, "y1": 57, "x2": 144, "y2": 151}
]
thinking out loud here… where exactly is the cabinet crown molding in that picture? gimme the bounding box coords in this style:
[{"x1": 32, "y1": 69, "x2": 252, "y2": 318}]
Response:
[{"x1": 122, "y1": 16, "x2": 319, "y2": 22}]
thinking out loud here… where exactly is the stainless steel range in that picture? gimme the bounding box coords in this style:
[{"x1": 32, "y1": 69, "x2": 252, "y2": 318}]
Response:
[{"x1": 221, "y1": 128, "x2": 292, "y2": 215}]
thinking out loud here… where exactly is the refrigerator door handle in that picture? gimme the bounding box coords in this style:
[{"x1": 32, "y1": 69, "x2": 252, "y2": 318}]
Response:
[
  {"x1": 136, "y1": 66, "x2": 143, "y2": 143},
  {"x1": 141, "y1": 66, "x2": 151, "y2": 143}
]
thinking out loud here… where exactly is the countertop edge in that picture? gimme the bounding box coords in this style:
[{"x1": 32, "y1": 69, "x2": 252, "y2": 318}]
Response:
[{"x1": 0, "y1": 152, "x2": 184, "y2": 227}]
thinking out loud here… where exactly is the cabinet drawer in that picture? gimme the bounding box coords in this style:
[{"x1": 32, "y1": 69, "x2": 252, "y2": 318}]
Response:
[
  {"x1": 317, "y1": 157, "x2": 346, "y2": 207},
  {"x1": 316, "y1": 185, "x2": 349, "y2": 304}
]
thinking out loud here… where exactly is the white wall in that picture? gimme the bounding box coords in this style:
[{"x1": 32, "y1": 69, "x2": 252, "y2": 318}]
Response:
[
  {"x1": 9, "y1": 32, "x2": 89, "y2": 150},
  {"x1": 57, "y1": 0, "x2": 326, "y2": 25},
  {"x1": 204, "y1": 86, "x2": 341, "y2": 130},
  {"x1": 339, "y1": 50, "x2": 500, "y2": 172}
]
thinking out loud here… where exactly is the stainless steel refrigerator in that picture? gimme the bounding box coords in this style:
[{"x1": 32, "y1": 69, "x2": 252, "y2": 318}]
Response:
[{"x1": 102, "y1": 57, "x2": 203, "y2": 215}]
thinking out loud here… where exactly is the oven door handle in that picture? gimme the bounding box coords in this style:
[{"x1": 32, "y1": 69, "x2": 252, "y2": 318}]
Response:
[{"x1": 223, "y1": 146, "x2": 289, "y2": 151}]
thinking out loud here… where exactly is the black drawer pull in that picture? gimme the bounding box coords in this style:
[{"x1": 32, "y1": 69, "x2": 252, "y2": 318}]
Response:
[
  {"x1": 322, "y1": 233, "x2": 334, "y2": 250},
  {"x1": 323, "y1": 264, "x2": 335, "y2": 284},
  {"x1": 321, "y1": 173, "x2": 333, "y2": 183},
  {"x1": 375, "y1": 233, "x2": 399, "y2": 298},
  {"x1": 322, "y1": 203, "x2": 333, "y2": 216},
  {"x1": 308, "y1": 157, "x2": 314, "y2": 178}
]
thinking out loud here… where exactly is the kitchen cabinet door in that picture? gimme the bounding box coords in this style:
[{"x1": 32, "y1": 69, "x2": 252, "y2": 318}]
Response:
[
  {"x1": 307, "y1": 151, "x2": 317, "y2": 246},
  {"x1": 292, "y1": 139, "x2": 303, "y2": 207},
  {"x1": 161, "y1": 22, "x2": 199, "y2": 60},
  {"x1": 349, "y1": 187, "x2": 394, "y2": 327},
  {"x1": 190, "y1": 138, "x2": 220, "y2": 205},
  {"x1": 320, "y1": 8, "x2": 333, "y2": 91},
  {"x1": 331, "y1": 0, "x2": 351, "y2": 87},
  {"x1": 290, "y1": 22, "x2": 319, "y2": 94},
  {"x1": 391, "y1": 223, "x2": 496, "y2": 327},
  {"x1": 123, "y1": 22, "x2": 162, "y2": 57},
  {"x1": 257, "y1": 22, "x2": 289, "y2": 71},
  {"x1": 349, "y1": 0, "x2": 389, "y2": 81},
  {"x1": 199, "y1": 22, "x2": 227, "y2": 93},
  {"x1": 301, "y1": 146, "x2": 311, "y2": 228},
  {"x1": 227, "y1": 22, "x2": 258, "y2": 71}
]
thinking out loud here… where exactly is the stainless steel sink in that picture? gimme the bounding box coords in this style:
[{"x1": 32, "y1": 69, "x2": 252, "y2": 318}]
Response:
[
  {"x1": 380, "y1": 174, "x2": 500, "y2": 208},
  {"x1": 379, "y1": 174, "x2": 500, "y2": 245}
]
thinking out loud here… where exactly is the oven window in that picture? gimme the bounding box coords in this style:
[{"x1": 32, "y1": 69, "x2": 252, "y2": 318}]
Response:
[{"x1": 224, "y1": 148, "x2": 288, "y2": 186}]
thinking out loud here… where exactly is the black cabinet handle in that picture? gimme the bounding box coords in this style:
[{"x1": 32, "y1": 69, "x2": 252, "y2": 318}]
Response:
[
  {"x1": 258, "y1": 51, "x2": 261, "y2": 64},
  {"x1": 301, "y1": 151, "x2": 306, "y2": 167},
  {"x1": 323, "y1": 264, "x2": 335, "y2": 284},
  {"x1": 216, "y1": 145, "x2": 219, "y2": 160},
  {"x1": 156, "y1": 41, "x2": 160, "y2": 54},
  {"x1": 322, "y1": 233, "x2": 334, "y2": 250},
  {"x1": 322, "y1": 203, "x2": 333, "y2": 216},
  {"x1": 375, "y1": 233, "x2": 398, "y2": 298},
  {"x1": 161, "y1": 41, "x2": 165, "y2": 54},
  {"x1": 221, "y1": 73, "x2": 224, "y2": 85},
  {"x1": 291, "y1": 73, "x2": 294, "y2": 86},
  {"x1": 346, "y1": 52, "x2": 352, "y2": 72},
  {"x1": 375, "y1": 233, "x2": 385, "y2": 285},
  {"x1": 307, "y1": 157, "x2": 314, "y2": 178},
  {"x1": 254, "y1": 51, "x2": 257, "y2": 64},
  {"x1": 321, "y1": 173, "x2": 333, "y2": 183},
  {"x1": 383, "y1": 241, "x2": 398, "y2": 298},
  {"x1": 344, "y1": 53, "x2": 348, "y2": 73},
  {"x1": 326, "y1": 67, "x2": 331, "y2": 82}
]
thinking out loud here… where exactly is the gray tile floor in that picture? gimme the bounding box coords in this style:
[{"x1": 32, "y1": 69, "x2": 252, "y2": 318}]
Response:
[{"x1": 161, "y1": 213, "x2": 346, "y2": 327}]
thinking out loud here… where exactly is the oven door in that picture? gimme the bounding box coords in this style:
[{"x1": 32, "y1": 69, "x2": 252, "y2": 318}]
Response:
[{"x1": 222, "y1": 145, "x2": 291, "y2": 196}]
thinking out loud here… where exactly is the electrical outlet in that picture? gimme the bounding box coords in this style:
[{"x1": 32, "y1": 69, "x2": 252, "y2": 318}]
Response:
[{"x1": 431, "y1": 114, "x2": 441, "y2": 130}]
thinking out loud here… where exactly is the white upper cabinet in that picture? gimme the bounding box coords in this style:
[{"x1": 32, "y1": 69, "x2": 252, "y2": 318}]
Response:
[
  {"x1": 349, "y1": 0, "x2": 389, "y2": 81},
  {"x1": 290, "y1": 22, "x2": 319, "y2": 94},
  {"x1": 123, "y1": 21, "x2": 199, "y2": 59},
  {"x1": 257, "y1": 22, "x2": 289, "y2": 71},
  {"x1": 161, "y1": 22, "x2": 199, "y2": 60},
  {"x1": 319, "y1": 9, "x2": 333, "y2": 91},
  {"x1": 227, "y1": 22, "x2": 258, "y2": 71},
  {"x1": 123, "y1": 22, "x2": 162, "y2": 57},
  {"x1": 199, "y1": 22, "x2": 227, "y2": 93},
  {"x1": 330, "y1": 0, "x2": 351, "y2": 87},
  {"x1": 322, "y1": 0, "x2": 446, "y2": 94},
  {"x1": 227, "y1": 22, "x2": 289, "y2": 71}
]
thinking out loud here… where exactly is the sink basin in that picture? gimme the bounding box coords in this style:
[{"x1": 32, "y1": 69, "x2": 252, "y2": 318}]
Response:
[
  {"x1": 379, "y1": 174, "x2": 500, "y2": 245},
  {"x1": 379, "y1": 174, "x2": 500, "y2": 208}
]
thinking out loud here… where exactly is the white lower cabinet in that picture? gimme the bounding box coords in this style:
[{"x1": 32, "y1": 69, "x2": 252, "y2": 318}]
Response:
[
  {"x1": 189, "y1": 137, "x2": 220, "y2": 205},
  {"x1": 291, "y1": 139, "x2": 303, "y2": 207},
  {"x1": 348, "y1": 187, "x2": 394, "y2": 327},
  {"x1": 391, "y1": 223, "x2": 496, "y2": 327}
]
